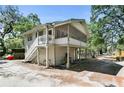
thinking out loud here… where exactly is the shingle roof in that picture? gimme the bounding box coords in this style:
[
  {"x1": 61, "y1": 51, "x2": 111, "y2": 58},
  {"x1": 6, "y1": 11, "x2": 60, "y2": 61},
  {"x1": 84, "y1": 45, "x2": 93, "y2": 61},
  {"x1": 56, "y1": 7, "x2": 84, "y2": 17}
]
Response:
[
  {"x1": 47, "y1": 18, "x2": 85, "y2": 25},
  {"x1": 23, "y1": 18, "x2": 86, "y2": 35}
]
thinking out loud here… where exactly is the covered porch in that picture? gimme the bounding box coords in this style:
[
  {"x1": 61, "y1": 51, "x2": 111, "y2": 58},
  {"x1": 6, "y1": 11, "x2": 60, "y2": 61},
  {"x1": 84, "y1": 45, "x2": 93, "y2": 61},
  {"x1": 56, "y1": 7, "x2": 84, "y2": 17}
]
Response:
[{"x1": 36, "y1": 43, "x2": 86, "y2": 69}]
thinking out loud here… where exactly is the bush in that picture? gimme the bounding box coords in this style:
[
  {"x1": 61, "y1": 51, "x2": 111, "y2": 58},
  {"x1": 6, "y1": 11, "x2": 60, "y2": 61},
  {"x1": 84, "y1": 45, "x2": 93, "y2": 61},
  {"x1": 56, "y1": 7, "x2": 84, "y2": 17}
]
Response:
[{"x1": 5, "y1": 37, "x2": 24, "y2": 49}]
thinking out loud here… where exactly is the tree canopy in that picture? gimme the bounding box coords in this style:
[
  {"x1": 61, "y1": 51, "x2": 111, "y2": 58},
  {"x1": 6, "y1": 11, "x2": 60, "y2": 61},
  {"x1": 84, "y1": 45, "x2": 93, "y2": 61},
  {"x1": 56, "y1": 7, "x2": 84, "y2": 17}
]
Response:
[
  {"x1": 5, "y1": 37, "x2": 24, "y2": 49},
  {"x1": 0, "y1": 6, "x2": 41, "y2": 55},
  {"x1": 89, "y1": 5, "x2": 124, "y2": 53},
  {"x1": 0, "y1": 6, "x2": 21, "y2": 39},
  {"x1": 14, "y1": 13, "x2": 41, "y2": 33}
]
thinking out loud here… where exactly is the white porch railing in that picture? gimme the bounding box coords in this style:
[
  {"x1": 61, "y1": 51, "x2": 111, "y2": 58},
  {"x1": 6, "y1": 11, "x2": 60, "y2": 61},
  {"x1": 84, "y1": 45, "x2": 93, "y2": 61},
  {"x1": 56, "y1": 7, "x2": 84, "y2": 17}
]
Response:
[
  {"x1": 25, "y1": 35, "x2": 52, "y2": 61},
  {"x1": 38, "y1": 35, "x2": 52, "y2": 44}
]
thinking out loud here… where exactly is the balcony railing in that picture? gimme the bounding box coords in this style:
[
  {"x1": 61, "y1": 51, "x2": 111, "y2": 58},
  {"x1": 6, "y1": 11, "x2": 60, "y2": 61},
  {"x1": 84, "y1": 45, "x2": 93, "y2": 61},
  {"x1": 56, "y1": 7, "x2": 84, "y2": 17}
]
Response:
[{"x1": 38, "y1": 35, "x2": 52, "y2": 44}]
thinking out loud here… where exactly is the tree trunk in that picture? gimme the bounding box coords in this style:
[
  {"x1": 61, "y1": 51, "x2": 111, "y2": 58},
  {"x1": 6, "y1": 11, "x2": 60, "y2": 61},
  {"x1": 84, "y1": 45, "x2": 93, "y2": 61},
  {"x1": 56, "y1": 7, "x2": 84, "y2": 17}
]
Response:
[
  {"x1": 119, "y1": 49, "x2": 122, "y2": 61},
  {"x1": 100, "y1": 48, "x2": 103, "y2": 55},
  {"x1": 92, "y1": 50, "x2": 96, "y2": 58},
  {"x1": 0, "y1": 38, "x2": 6, "y2": 57}
]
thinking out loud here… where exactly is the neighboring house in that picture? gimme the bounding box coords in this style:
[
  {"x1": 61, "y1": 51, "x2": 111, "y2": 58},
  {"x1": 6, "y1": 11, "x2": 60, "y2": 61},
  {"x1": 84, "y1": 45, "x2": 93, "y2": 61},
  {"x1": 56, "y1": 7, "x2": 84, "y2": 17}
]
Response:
[{"x1": 23, "y1": 19, "x2": 89, "y2": 68}]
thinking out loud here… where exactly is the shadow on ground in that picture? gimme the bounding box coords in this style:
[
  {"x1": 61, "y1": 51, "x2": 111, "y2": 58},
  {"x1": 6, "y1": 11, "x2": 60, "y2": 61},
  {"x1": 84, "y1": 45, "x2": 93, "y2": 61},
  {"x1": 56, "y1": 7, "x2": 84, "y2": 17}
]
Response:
[
  {"x1": 0, "y1": 61, "x2": 7, "y2": 64},
  {"x1": 68, "y1": 59, "x2": 123, "y2": 75}
]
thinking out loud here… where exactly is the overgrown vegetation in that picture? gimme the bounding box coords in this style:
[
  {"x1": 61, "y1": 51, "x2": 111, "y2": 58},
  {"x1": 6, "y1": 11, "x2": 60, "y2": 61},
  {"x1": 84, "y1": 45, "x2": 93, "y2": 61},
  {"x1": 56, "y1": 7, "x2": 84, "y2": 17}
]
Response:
[
  {"x1": 88, "y1": 5, "x2": 124, "y2": 56},
  {"x1": 0, "y1": 6, "x2": 41, "y2": 56}
]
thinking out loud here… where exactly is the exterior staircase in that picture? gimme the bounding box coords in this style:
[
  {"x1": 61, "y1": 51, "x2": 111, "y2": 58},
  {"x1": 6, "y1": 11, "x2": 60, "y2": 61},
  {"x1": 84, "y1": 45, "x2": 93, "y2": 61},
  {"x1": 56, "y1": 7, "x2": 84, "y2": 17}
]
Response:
[
  {"x1": 25, "y1": 37, "x2": 38, "y2": 61},
  {"x1": 25, "y1": 35, "x2": 50, "y2": 62}
]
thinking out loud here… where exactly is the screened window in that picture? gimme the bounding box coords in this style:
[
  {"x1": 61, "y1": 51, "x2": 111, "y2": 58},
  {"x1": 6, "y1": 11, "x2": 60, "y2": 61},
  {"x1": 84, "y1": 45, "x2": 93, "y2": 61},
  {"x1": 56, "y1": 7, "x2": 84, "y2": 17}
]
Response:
[
  {"x1": 27, "y1": 35, "x2": 32, "y2": 41},
  {"x1": 48, "y1": 30, "x2": 52, "y2": 35},
  {"x1": 39, "y1": 31, "x2": 43, "y2": 36}
]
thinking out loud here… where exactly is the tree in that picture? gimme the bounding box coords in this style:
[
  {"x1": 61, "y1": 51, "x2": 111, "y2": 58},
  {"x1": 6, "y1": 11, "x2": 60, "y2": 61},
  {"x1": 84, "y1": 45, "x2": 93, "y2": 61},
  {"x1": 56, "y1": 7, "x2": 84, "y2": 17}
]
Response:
[
  {"x1": 0, "y1": 6, "x2": 21, "y2": 39},
  {"x1": 13, "y1": 16, "x2": 34, "y2": 34},
  {"x1": 11, "y1": 13, "x2": 41, "y2": 50},
  {"x1": 117, "y1": 35, "x2": 124, "y2": 50},
  {"x1": 0, "y1": 38, "x2": 6, "y2": 56},
  {"x1": 5, "y1": 37, "x2": 23, "y2": 49},
  {"x1": 0, "y1": 6, "x2": 21, "y2": 56},
  {"x1": 88, "y1": 23, "x2": 105, "y2": 56},
  {"x1": 14, "y1": 13, "x2": 41, "y2": 33},
  {"x1": 27, "y1": 13, "x2": 41, "y2": 25},
  {"x1": 90, "y1": 5, "x2": 124, "y2": 53},
  {"x1": 0, "y1": 6, "x2": 42, "y2": 57}
]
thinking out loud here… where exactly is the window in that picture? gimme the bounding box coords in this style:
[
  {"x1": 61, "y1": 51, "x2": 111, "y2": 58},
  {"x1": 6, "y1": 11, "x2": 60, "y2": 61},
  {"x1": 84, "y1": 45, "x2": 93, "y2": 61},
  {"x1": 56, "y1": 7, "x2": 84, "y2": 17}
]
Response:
[
  {"x1": 39, "y1": 31, "x2": 43, "y2": 36},
  {"x1": 56, "y1": 30, "x2": 60, "y2": 38},
  {"x1": 56, "y1": 30, "x2": 67, "y2": 38},
  {"x1": 48, "y1": 30, "x2": 52, "y2": 35},
  {"x1": 35, "y1": 33, "x2": 37, "y2": 37},
  {"x1": 27, "y1": 35, "x2": 32, "y2": 41}
]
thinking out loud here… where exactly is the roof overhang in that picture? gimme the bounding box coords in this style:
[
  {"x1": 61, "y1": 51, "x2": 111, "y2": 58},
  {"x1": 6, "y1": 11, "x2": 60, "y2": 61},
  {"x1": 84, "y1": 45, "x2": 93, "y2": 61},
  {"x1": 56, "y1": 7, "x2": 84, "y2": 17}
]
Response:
[{"x1": 22, "y1": 19, "x2": 90, "y2": 37}]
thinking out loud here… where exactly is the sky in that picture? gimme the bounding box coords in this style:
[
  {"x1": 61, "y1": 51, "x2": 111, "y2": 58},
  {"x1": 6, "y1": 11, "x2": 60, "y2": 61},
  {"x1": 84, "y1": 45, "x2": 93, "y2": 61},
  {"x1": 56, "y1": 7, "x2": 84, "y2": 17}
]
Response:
[{"x1": 18, "y1": 5, "x2": 91, "y2": 24}]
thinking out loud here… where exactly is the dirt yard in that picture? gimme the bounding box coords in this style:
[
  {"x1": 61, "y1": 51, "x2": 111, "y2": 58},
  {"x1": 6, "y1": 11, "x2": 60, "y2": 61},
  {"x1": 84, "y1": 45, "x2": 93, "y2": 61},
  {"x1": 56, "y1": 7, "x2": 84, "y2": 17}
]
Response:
[{"x1": 0, "y1": 57, "x2": 124, "y2": 87}]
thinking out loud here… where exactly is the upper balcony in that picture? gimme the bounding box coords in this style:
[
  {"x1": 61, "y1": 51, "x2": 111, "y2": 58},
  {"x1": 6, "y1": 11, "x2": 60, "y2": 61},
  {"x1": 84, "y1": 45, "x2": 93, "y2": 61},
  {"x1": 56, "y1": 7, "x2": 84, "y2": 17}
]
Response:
[
  {"x1": 37, "y1": 34, "x2": 86, "y2": 47},
  {"x1": 24, "y1": 20, "x2": 89, "y2": 49}
]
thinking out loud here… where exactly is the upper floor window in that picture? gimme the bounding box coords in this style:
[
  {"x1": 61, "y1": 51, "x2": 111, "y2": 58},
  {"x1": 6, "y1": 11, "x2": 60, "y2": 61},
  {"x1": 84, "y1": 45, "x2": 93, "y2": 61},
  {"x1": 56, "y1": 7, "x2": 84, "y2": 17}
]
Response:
[
  {"x1": 35, "y1": 32, "x2": 37, "y2": 38},
  {"x1": 39, "y1": 31, "x2": 43, "y2": 36},
  {"x1": 27, "y1": 34, "x2": 32, "y2": 41},
  {"x1": 55, "y1": 30, "x2": 67, "y2": 38},
  {"x1": 48, "y1": 30, "x2": 52, "y2": 35}
]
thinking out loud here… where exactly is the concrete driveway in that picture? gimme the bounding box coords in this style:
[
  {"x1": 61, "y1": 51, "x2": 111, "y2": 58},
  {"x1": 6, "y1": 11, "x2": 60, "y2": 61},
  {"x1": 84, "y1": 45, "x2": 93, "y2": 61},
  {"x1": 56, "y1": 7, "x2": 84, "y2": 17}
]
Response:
[
  {"x1": 0, "y1": 60, "x2": 62, "y2": 87},
  {"x1": 0, "y1": 60, "x2": 124, "y2": 87}
]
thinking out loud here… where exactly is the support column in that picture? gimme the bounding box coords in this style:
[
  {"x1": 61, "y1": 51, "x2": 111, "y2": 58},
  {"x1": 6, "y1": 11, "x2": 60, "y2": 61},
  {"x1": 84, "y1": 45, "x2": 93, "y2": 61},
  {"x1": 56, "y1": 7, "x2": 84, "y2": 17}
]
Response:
[
  {"x1": 66, "y1": 46, "x2": 70, "y2": 69},
  {"x1": 74, "y1": 48, "x2": 76, "y2": 60},
  {"x1": 66, "y1": 24, "x2": 70, "y2": 69},
  {"x1": 53, "y1": 45, "x2": 55, "y2": 66},
  {"x1": 85, "y1": 48, "x2": 87, "y2": 59},
  {"x1": 52, "y1": 27, "x2": 56, "y2": 67},
  {"x1": 77, "y1": 48, "x2": 81, "y2": 59},
  {"x1": 37, "y1": 31, "x2": 40, "y2": 65},
  {"x1": 46, "y1": 45, "x2": 49, "y2": 68},
  {"x1": 75, "y1": 48, "x2": 77, "y2": 60},
  {"x1": 46, "y1": 25, "x2": 49, "y2": 68},
  {"x1": 37, "y1": 47, "x2": 40, "y2": 65},
  {"x1": 79, "y1": 48, "x2": 81, "y2": 60},
  {"x1": 37, "y1": 31, "x2": 39, "y2": 45}
]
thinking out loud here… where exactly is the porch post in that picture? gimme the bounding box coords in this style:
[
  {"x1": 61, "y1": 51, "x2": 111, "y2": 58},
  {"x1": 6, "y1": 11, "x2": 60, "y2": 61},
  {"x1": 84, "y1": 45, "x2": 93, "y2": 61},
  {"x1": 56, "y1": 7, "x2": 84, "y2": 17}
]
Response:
[
  {"x1": 37, "y1": 47, "x2": 40, "y2": 65},
  {"x1": 78, "y1": 48, "x2": 80, "y2": 59},
  {"x1": 85, "y1": 48, "x2": 87, "y2": 59},
  {"x1": 66, "y1": 24, "x2": 70, "y2": 69},
  {"x1": 79, "y1": 48, "x2": 81, "y2": 60},
  {"x1": 37, "y1": 31, "x2": 39, "y2": 45},
  {"x1": 46, "y1": 25, "x2": 49, "y2": 68},
  {"x1": 37, "y1": 31, "x2": 40, "y2": 65},
  {"x1": 74, "y1": 48, "x2": 76, "y2": 60},
  {"x1": 52, "y1": 26, "x2": 56, "y2": 66}
]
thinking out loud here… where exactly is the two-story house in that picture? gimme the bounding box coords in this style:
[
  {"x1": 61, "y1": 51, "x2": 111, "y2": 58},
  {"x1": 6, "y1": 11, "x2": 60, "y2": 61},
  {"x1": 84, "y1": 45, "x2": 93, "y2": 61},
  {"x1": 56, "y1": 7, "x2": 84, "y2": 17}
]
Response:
[{"x1": 23, "y1": 19, "x2": 89, "y2": 68}]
